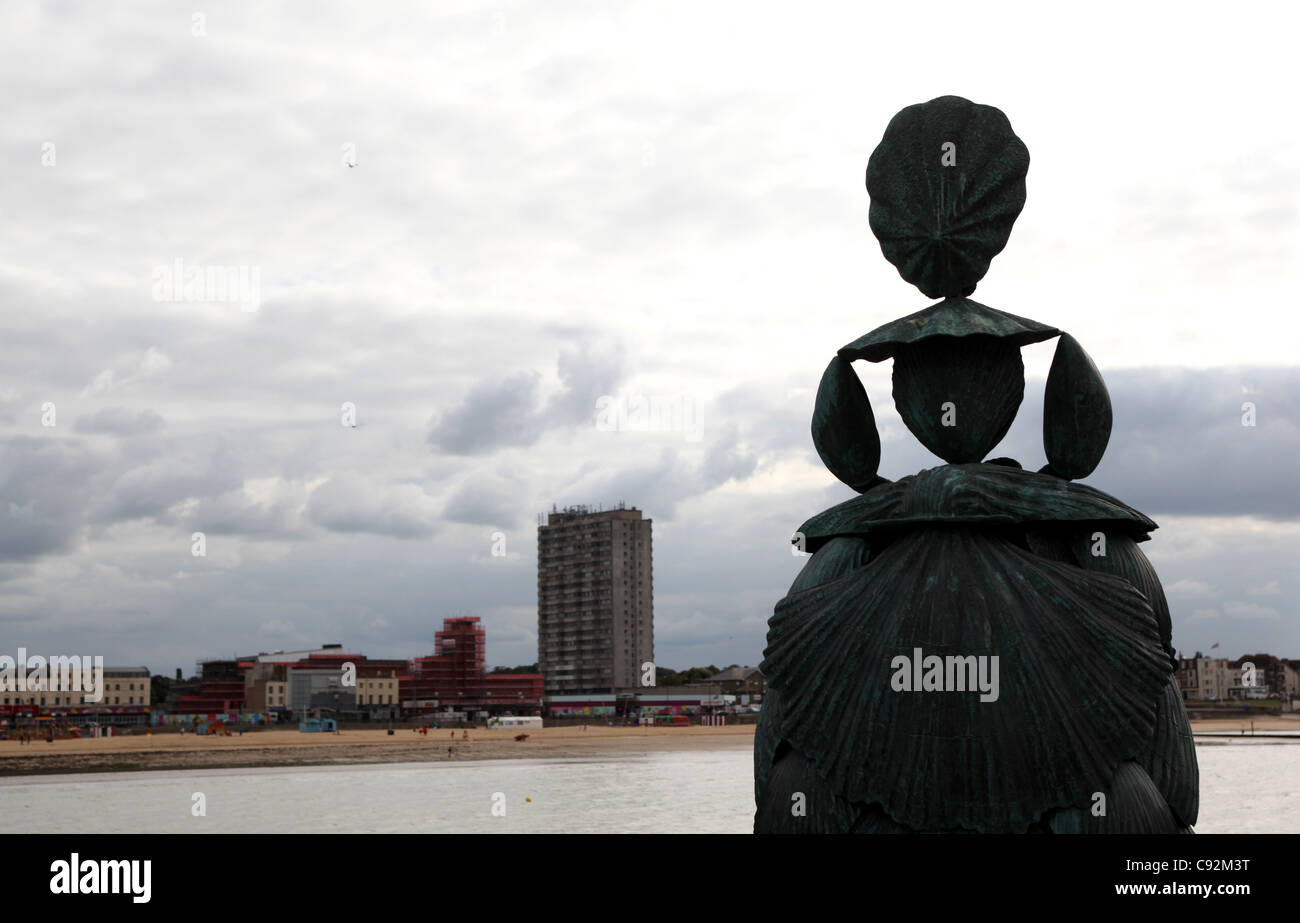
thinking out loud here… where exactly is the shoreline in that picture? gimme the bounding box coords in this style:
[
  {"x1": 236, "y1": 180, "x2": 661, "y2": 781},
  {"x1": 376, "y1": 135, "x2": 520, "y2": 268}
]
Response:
[{"x1": 0, "y1": 717, "x2": 1295, "y2": 778}]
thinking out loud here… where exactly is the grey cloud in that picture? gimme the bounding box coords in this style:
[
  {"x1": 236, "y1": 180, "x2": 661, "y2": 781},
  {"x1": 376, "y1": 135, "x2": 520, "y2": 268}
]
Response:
[
  {"x1": 545, "y1": 341, "x2": 625, "y2": 426},
  {"x1": 92, "y1": 445, "x2": 246, "y2": 525},
  {"x1": 702, "y1": 423, "x2": 758, "y2": 485},
  {"x1": 427, "y1": 370, "x2": 544, "y2": 454},
  {"x1": 307, "y1": 477, "x2": 439, "y2": 539},
  {"x1": 574, "y1": 446, "x2": 690, "y2": 519},
  {"x1": 183, "y1": 486, "x2": 308, "y2": 538},
  {"x1": 572, "y1": 425, "x2": 759, "y2": 523},
  {"x1": 0, "y1": 436, "x2": 102, "y2": 560},
  {"x1": 428, "y1": 342, "x2": 626, "y2": 454},
  {"x1": 259, "y1": 620, "x2": 297, "y2": 638},
  {"x1": 715, "y1": 382, "x2": 808, "y2": 457},
  {"x1": 443, "y1": 473, "x2": 531, "y2": 528},
  {"x1": 74, "y1": 407, "x2": 165, "y2": 436},
  {"x1": 1000, "y1": 365, "x2": 1300, "y2": 520},
  {"x1": 1223, "y1": 602, "x2": 1282, "y2": 621}
]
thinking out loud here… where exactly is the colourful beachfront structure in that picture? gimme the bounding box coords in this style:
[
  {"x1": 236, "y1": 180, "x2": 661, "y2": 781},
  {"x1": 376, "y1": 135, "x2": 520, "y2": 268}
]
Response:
[{"x1": 0, "y1": 666, "x2": 151, "y2": 729}]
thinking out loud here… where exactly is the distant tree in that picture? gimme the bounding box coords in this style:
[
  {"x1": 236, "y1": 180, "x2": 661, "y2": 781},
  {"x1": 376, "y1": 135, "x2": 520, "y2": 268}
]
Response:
[
  {"x1": 656, "y1": 665, "x2": 727, "y2": 686},
  {"x1": 488, "y1": 663, "x2": 540, "y2": 674},
  {"x1": 151, "y1": 674, "x2": 172, "y2": 707},
  {"x1": 656, "y1": 666, "x2": 682, "y2": 686},
  {"x1": 175, "y1": 668, "x2": 182, "y2": 681}
]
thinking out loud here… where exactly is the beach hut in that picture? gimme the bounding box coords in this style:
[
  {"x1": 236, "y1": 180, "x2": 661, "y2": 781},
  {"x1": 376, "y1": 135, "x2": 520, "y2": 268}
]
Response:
[{"x1": 297, "y1": 717, "x2": 337, "y2": 733}]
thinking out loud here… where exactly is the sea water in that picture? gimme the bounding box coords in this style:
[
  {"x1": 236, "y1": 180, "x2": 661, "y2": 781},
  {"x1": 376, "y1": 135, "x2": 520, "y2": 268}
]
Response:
[{"x1": 0, "y1": 744, "x2": 1293, "y2": 833}]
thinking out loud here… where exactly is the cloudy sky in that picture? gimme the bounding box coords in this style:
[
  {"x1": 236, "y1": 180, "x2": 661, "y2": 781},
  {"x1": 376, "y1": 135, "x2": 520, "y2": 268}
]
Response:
[{"x1": 2, "y1": 0, "x2": 1297, "y2": 677}]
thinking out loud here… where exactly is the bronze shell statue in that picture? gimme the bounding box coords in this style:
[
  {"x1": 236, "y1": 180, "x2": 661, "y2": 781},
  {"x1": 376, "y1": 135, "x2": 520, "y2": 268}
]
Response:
[{"x1": 755, "y1": 96, "x2": 1198, "y2": 833}]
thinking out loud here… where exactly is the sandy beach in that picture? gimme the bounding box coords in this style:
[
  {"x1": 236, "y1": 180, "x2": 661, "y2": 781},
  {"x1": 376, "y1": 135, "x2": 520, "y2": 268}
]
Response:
[
  {"x1": 0, "y1": 717, "x2": 1294, "y2": 777},
  {"x1": 1184, "y1": 717, "x2": 1300, "y2": 733},
  {"x1": 0, "y1": 724, "x2": 757, "y2": 776}
]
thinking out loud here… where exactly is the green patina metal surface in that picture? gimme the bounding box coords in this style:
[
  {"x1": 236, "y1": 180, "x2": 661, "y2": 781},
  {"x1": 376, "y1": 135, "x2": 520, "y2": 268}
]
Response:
[
  {"x1": 867, "y1": 95, "x2": 1029, "y2": 300},
  {"x1": 756, "y1": 95, "x2": 1197, "y2": 835},
  {"x1": 1043, "y1": 333, "x2": 1114, "y2": 479},
  {"x1": 793, "y1": 463, "x2": 1155, "y2": 554},
  {"x1": 839, "y1": 297, "x2": 1059, "y2": 363}
]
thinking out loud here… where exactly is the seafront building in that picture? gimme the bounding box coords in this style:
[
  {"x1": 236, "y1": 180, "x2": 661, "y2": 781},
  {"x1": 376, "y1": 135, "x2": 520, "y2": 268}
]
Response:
[
  {"x1": 1177, "y1": 652, "x2": 1300, "y2": 701},
  {"x1": 707, "y1": 666, "x2": 766, "y2": 698},
  {"x1": 168, "y1": 622, "x2": 544, "y2": 724},
  {"x1": 236, "y1": 646, "x2": 405, "y2": 718},
  {"x1": 537, "y1": 504, "x2": 654, "y2": 695},
  {"x1": 549, "y1": 667, "x2": 766, "y2": 717},
  {"x1": 0, "y1": 666, "x2": 151, "y2": 727}
]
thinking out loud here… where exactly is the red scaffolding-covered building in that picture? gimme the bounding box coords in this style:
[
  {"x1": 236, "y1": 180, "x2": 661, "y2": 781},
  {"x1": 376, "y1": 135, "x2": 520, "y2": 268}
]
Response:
[
  {"x1": 404, "y1": 617, "x2": 543, "y2": 715},
  {"x1": 175, "y1": 681, "x2": 245, "y2": 715}
]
